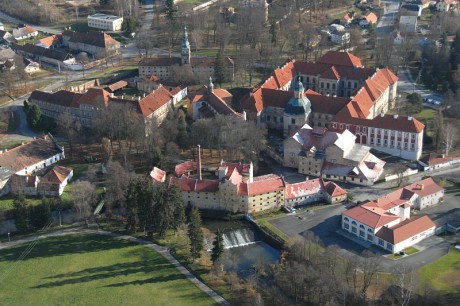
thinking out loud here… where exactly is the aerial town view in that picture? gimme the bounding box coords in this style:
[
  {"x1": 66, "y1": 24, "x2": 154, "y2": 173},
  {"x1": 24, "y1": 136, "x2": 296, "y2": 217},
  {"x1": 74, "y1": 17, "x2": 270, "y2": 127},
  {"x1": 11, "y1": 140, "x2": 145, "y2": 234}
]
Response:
[{"x1": 0, "y1": 0, "x2": 459, "y2": 305}]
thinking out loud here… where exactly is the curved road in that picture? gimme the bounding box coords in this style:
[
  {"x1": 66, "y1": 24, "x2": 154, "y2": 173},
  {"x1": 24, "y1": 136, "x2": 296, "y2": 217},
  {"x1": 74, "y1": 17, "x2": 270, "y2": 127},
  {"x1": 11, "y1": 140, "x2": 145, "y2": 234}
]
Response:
[{"x1": 0, "y1": 227, "x2": 230, "y2": 306}]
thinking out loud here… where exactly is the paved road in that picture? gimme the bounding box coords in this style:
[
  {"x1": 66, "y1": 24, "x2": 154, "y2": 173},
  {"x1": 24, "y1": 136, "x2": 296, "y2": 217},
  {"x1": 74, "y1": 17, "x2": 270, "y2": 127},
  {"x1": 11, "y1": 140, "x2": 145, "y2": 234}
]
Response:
[
  {"x1": 0, "y1": 228, "x2": 230, "y2": 306},
  {"x1": 376, "y1": 0, "x2": 400, "y2": 34},
  {"x1": 0, "y1": 10, "x2": 61, "y2": 34}
]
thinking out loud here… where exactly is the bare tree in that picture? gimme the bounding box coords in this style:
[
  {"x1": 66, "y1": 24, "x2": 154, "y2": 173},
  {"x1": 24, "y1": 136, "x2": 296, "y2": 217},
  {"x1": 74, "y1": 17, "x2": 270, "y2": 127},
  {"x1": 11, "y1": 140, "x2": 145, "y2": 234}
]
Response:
[
  {"x1": 71, "y1": 180, "x2": 98, "y2": 219},
  {"x1": 442, "y1": 122, "x2": 458, "y2": 156},
  {"x1": 359, "y1": 250, "x2": 382, "y2": 299}
]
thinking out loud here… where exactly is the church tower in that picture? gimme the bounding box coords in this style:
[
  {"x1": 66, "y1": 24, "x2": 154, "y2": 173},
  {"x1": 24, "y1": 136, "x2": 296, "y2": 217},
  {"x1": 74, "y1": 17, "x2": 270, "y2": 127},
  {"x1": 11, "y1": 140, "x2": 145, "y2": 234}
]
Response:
[
  {"x1": 283, "y1": 75, "x2": 311, "y2": 137},
  {"x1": 181, "y1": 26, "x2": 191, "y2": 65}
]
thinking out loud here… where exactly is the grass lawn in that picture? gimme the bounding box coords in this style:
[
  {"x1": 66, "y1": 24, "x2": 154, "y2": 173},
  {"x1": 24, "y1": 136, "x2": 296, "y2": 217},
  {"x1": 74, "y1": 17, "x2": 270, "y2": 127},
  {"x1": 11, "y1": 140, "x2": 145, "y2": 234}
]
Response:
[
  {"x1": 0, "y1": 196, "x2": 42, "y2": 211},
  {"x1": 0, "y1": 234, "x2": 217, "y2": 306},
  {"x1": 419, "y1": 246, "x2": 460, "y2": 294},
  {"x1": 415, "y1": 107, "x2": 437, "y2": 136}
]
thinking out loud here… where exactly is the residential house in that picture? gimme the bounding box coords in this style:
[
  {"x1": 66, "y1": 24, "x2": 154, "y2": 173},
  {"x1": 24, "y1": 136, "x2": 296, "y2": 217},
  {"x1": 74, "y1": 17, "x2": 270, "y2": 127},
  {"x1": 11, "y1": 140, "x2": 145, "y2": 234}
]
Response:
[
  {"x1": 341, "y1": 178, "x2": 443, "y2": 253},
  {"x1": 150, "y1": 167, "x2": 166, "y2": 184},
  {"x1": 137, "y1": 75, "x2": 188, "y2": 103},
  {"x1": 23, "y1": 57, "x2": 40, "y2": 73},
  {"x1": 12, "y1": 25, "x2": 38, "y2": 40},
  {"x1": 284, "y1": 124, "x2": 386, "y2": 185},
  {"x1": 87, "y1": 13, "x2": 123, "y2": 31},
  {"x1": 331, "y1": 29, "x2": 350, "y2": 46},
  {"x1": 10, "y1": 165, "x2": 73, "y2": 196},
  {"x1": 35, "y1": 34, "x2": 62, "y2": 49},
  {"x1": 342, "y1": 12, "x2": 355, "y2": 25},
  {"x1": 0, "y1": 30, "x2": 15, "y2": 44},
  {"x1": 399, "y1": 16, "x2": 418, "y2": 33},
  {"x1": 138, "y1": 27, "x2": 234, "y2": 82},
  {"x1": 359, "y1": 12, "x2": 378, "y2": 27},
  {"x1": 0, "y1": 135, "x2": 65, "y2": 196}
]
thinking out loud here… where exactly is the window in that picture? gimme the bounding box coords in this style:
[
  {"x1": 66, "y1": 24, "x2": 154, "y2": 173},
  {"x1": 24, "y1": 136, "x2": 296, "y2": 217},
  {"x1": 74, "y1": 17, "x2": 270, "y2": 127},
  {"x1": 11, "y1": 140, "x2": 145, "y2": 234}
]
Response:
[
  {"x1": 356, "y1": 126, "x2": 360, "y2": 132},
  {"x1": 332, "y1": 83, "x2": 336, "y2": 90},
  {"x1": 267, "y1": 115, "x2": 270, "y2": 121},
  {"x1": 344, "y1": 217, "x2": 349, "y2": 222},
  {"x1": 359, "y1": 224, "x2": 365, "y2": 229},
  {"x1": 378, "y1": 239, "x2": 384, "y2": 246},
  {"x1": 348, "y1": 81, "x2": 351, "y2": 87},
  {"x1": 306, "y1": 76, "x2": 310, "y2": 83},
  {"x1": 359, "y1": 230, "x2": 365, "y2": 237},
  {"x1": 354, "y1": 82, "x2": 358, "y2": 88},
  {"x1": 321, "y1": 82, "x2": 324, "y2": 89},
  {"x1": 363, "y1": 127, "x2": 366, "y2": 132},
  {"x1": 291, "y1": 118, "x2": 295, "y2": 124},
  {"x1": 340, "y1": 124, "x2": 343, "y2": 129},
  {"x1": 326, "y1": 83, "x2": 330, "y2": 89},
  {"x1": 351, "y1": 221, "x2": 357, "y2": 226},
  {"x1": 351, "y1": 227, "x2": 357, "y2": 233}
]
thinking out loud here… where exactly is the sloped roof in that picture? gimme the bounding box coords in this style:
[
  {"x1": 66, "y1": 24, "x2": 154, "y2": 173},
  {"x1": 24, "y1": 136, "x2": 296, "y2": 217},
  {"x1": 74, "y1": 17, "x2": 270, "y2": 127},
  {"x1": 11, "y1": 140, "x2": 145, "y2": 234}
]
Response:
[
  {"x1": 402, "y1": 177, "x2": 444, "y2": 198},
  {"x1": 106, "y1": 80, "x2": 128, "y2": 92},
  {"x1": 137, "y1": 86, "x2": 172, "y2": 117},
  {"x1": 63, "y1": 30, "x2": 119, "y2": 48},
  {"x1": 376, "y1": 215, "x2": 435, "y2": 244},
  {"x1": 0, "y1": 136, "x2": 62, "y2": 173},
  {"x1": 172, "y1": 176, "x2": 220, "y2": 192},
  {"x1": 324, "y1": 181, "x2": 347, "y2": 197},
  {"x1": 285, "y1": 178, "x2": 323, "y2": 199},
  {"x1": 150, "y1": 167, "x2": 166, "y2": 183},
  {"x1": 175, "y1": 160, "x2": 197, "y2": 176},
  {"x1": 38, "y1": 34, "x2": 62, "y2": 47},
  {"x1": 317, "y1": 51, "x2": 363, "y2": 67},
  {"x1": 78, "y1": 88, "x2": 111, "y2": 107},
  {"x1": 40, "y1": 166, "x2": 72, "y2": 184},
  {"x1": 238, "y1": 174, "x2": 285, "y2": 196},
  {"x1": 139, "y1": 57, "x2": 181, "y2": 67},
  {"x1": 12, "y1": 43, "x2": 74, "y2": 62},
  {"x1": 364, "y1": 12, "x2": 378, "y2": 24},
  {"x1": 343, "y1": 205, "x2": 400, "y2": 228},
  {"x1": 29, "y1": 90, "x2": 83, "y2": 108}
]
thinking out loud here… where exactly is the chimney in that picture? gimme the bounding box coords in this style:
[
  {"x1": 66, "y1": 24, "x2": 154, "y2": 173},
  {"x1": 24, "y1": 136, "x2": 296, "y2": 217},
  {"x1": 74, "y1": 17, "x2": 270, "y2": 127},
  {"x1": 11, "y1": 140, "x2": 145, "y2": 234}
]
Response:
[
  {"x1": 394, "y1": 114, "x2": 398, "y2": 119},
  {"x1": 249, "y1": 162, "x2": 254, "y2": 183},
  {"x1": 408, "y1": 116, "x2": 412, "y2": 121},
  {"x1": 143, "y1": 93, "x2": 146, "y2": 98},
  {"x1": 420, "y1": 184, "x2": 424, "y2": 190},
  {"x1": 242, "y1": 110, "x2": 247, "y2": 121},
  {"x1": 121, "y1": 95, "x2": 124, "y2": 99},
  {"x1": 110, "y1": 93, "x2": 114, "y2": 98},
  {"x1": 197, "y1": 145, "x2": 202, "y2": 180},
  {"x1": 138, "y1": 96, "x2": 141, "y2": 101}
]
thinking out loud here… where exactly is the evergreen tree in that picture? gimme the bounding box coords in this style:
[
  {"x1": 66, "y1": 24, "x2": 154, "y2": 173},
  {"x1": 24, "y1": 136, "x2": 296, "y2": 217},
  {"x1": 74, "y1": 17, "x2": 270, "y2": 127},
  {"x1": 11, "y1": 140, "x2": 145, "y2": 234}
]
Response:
[
  {"x1": 24, "y1": 102, "x2": 42, "y2": 130},
  {"x1": 30, "y1": 200, "x2": 52, "y2": 229},
  {"x1": 164, "y1": 0, "x2": 177, "y2": 22},
  {"x1": 188, "y1": 207, "x2": 203, "y2": 261},
  {"x1": 211, "y1": 229, "x2": 224, "y2": 264},
  {"x1": 135, "y1": 178, "x2": 153, "y2": 234},
  {"x1": 14, "y1": 195, "x2": 29, "y2": 233},
  {"x1": 214, "y1": 50, "x2": 227, "y2": 85},
  {"x1": 152, "y1": 184, "x2": 184, "y2": 238}
]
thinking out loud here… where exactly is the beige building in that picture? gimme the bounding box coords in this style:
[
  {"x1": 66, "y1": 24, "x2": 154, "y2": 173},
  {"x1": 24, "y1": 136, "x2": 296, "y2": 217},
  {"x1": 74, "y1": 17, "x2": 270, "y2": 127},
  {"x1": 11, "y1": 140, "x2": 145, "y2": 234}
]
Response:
[{"x1": 62, "y1": 30, "x2": 120, "y2": 57}]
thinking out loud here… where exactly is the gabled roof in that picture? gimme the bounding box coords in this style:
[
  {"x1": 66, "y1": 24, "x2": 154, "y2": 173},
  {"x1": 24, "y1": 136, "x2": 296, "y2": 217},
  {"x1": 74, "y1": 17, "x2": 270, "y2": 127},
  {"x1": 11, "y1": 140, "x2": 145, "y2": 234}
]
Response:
[
  {"x1": 376, "y1": 215, "x2": 435, "y2": 244},
  {"x1": 364, "y1": 12, "x2": 378, "y2": 24},
  {"x1": 38, "y1": 34, "x2": 62, "y2": 47},
  {"x1": 12, "y1": 43, "x2": 74, "y2": 62},
  {"x1": 63, "y1": 30, "x2": 119, "y2": 48},
  {"x1": 0, "y1": 135, "x2": 62, "y2": 173},
  {"x1": 171, "y1": 176, "x2": 220, "y2": 192},
  {"x1": 402, "y1": 177, "x2": 444, "y2": 198},
  {"x1": 137, "y1": 86, "x2": 172, "y2": 117},
  {"x1": 29, "y1": 90, "x2": 83, "y2": 108},
  {"x1": 238, "y1": 174, "x2": 285, "y2": 196},
  {"x1": 285, "y1": 178, "x2": 323, "y2": 199},
  {"x1": 40, "y1": 166, "x2": 72, "y2": 184},
  {"x1": 317, "y1": 51, "x2": 363, "y2": 67},
  {"x1": 106, "y1": 80, "x2": 128, "y2": 92},
  {"x1": 324, "y1": 181, "x2": 347, "y2": 197}
]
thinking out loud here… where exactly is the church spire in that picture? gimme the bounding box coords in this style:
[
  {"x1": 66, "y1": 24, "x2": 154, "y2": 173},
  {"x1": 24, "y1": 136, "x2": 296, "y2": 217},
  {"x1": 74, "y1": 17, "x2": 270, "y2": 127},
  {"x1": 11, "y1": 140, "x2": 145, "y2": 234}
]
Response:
[
  {"x1": 294, "y1": 74, "x2": 304, "y2": 99},
  {"x1": 181, "y1": 25, "x2": 191, "y2": 65}
]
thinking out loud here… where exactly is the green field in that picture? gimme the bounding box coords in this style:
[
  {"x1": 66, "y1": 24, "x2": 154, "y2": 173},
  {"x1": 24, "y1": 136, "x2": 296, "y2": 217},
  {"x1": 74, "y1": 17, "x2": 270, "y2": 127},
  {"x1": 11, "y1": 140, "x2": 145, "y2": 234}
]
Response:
[
  {"x1": 0, "y1": 234, "x2": 217, "y2": 306},
  {"x1": 420, "y1": 246, "x2": 460, "y2": 294}
]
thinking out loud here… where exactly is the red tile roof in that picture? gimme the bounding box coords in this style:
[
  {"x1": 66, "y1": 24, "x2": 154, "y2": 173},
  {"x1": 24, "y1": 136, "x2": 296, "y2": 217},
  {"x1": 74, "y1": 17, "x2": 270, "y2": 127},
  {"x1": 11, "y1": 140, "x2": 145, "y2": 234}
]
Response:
[
  {"x1": 317, "y1": 51, "x2": 363, "y2": 67},
  {"x1": 40, "y1": 166, "x2": 72, "y2": 184},
  {"x1": 324, "y1": 181, "x2": 347, "y2": 197},
  {"x1": 78, "y1": 88, "x2": 111, "y2": 107},
  {"x1": 172, "y1": 176, "x2": 220, "y2": 192},
  {"x1": 107, "y1": 80, "x2": 128, "y2": 92},
  {"x1": 424, "y1": 153, "x2": 460, "y2": 166},
  {"x1": 376, "y1": 215, "x2": 435, "y2": 244},
  {"x1": 343, "y1": 205, "x2": 400, "y2": 228},
  {"x1": 150, "y1": 167, "x2": 166, "y2": 183},
  {"x1": 285, "y1": 178, "x2": 323, "y2": 199},
  {"x1": 38, "y1": 34, "x2": 62, "y2": 47},
  {"x1": 238, "y1": 174, "x2": 285, "y2": 196},
  {"x1": 175, "y1": 160, "x2": 197, "y2": 176},
  {"x1": 364, "y1": 12, "x2": 378, "y2": 24},
  {"x1": 321, "y1": 66, "x2": 341, "y2": 80},
  {"x1": 402, "y1": 177, "x2": 444, "y2": 198},
  {"x1": 333, "y1": 113, "x2": 425, "y2": 133},
  {"x1": 137, "y1": 86, "x2": 173, "y2": 117}
]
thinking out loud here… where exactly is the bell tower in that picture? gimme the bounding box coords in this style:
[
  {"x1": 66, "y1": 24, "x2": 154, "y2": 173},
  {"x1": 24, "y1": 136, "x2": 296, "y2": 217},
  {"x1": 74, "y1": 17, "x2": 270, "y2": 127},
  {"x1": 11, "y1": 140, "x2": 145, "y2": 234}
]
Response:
[{"x1": 181, "y1": 26, "x2": 191, "y2": 65}]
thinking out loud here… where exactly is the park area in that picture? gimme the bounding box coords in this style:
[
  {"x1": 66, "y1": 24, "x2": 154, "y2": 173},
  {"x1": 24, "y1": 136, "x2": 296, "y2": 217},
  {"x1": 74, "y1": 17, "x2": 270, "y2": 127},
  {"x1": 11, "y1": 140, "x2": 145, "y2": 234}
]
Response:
[
  {"x1": 420, "y1": 246, "x2": 460, "y2": 294},
  {"x1": 0, "y1": 234, "x2": 217, "y2": 306}
]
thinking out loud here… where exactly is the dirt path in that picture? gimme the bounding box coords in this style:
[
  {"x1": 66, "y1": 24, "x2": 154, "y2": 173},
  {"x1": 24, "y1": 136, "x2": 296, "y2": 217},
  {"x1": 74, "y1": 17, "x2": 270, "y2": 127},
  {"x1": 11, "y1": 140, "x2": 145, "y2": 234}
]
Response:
[{"x1": 0, "y1": 228, "x2": 230, "y2": 306}]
